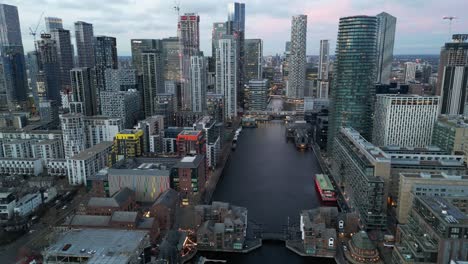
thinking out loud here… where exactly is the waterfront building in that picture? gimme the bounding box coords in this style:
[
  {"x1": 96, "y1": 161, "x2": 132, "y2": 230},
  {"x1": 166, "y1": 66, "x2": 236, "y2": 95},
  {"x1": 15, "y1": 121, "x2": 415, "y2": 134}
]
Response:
[
  {"x1": 315, "y1": 116, "x2": 328, "y2": 150},
  {"x1": 172, "y1": 155, "x2": 206, "y2": 206},
  {"x1": 50, "y1": 28, "x2": 74, "y2": 90},
  {"x1": 44, "y1": 17, "x2": 63, "y2": 32},
  {"x1": 194, "y1": 116, "x2": 222, "y2": 170},
  {"x1": 300, "y1": 207, "x2": 338, "y2": 256},
  {"x1": 100, "y1": 89, "x2": 141, "y2": 129},
  {"x1": 206, "y1": 93, "x2": 224, "y2": 123},
  {"x1": 190, "y1": 55, "x2": 207, "y2": 112},
  {"x1": 113, "y1": 129, "x2": 144, "y2": 159},
  {"x1": 94, "y1": 36, "x2": 118, "y2": 93},
  {"x1": 287, "y1": 15, "x2": 307, "y2": 99},
  {"x1": 60, "y1": 113, "x2": 85, "y2": 159},
  {"x1": 142, "y1": 50, "x2": 164, "y2": 117},
  {"x1": 151, "y1": 189, "x2": 179, "y2": 231},
  {"x1": 216, "y1": 35, "x2": 238, "y2": 119},
  {"x1": 331, "y1": 127, "x2": 390, "y2": 230},
  {"x1": 372, "y1": 95, "x2": 439, "y2": 147},
  {"x1": 346, "y1": 231, "x2": 381, "y2": 263},
  {"x1": 246, "y1": 79, "x2": 269, "y2": 111},
  {"x1": 83, "y1": 116, "x2": 122, "y2": 148},
  {"x1": 244, "y1": 39, "x2": 263, "y2": 82},
  {"x1": 75, "y1": 21, "x2": 95, "y2": 68},
  {"x1": 196, "y1": 201, "x2": 248, "y2": 250},
  {"x1": 70, "y1": 67, "x2": 98, "y2": 116},
  {"x1": 404, "y1": 62, "x2": 417, "y2": 83},
  {"x1": 0, "y1": 4, "x2": 28, "y2": 110},
  {"x1": 376, "y1": 12, "x2": 396, "y2": 84},
  {"x1": 318, "y1": 40, "x2": 330, "y2": 99},
  {"x1": 438, "y1": 34, "x2": 468, "y2": 116},
  {"x1": 178, "y1": 13, "x2": 200, "y2": 110},
  {"x1": 328, "y1": 16, "x2": 378, "y2": 150},
  {"x1": 397, "y1": 172, "x2": 468, "y2": 224},
  {"x1": 66, "y1": 141, "x2": 113, "y2": 185},
  {"x1": 176, "y1": 130, "x2": 205, "y2": 157},
  {"x1": 392, "y1": 196, "x2": 468, "y2": 264}
]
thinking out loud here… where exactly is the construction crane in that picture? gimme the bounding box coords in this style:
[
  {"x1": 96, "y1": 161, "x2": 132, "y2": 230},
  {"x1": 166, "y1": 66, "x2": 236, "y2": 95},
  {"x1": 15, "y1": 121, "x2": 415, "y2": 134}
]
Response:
[
  {"x1": 443, "y1": 16, "x2": 458, "y2": 39},
  {"x1": 29, "y1": 11, "x2": 44, "y2": 44},
  {"x1": 173, "y1": 0, "x2": 181, "y2": 17}
]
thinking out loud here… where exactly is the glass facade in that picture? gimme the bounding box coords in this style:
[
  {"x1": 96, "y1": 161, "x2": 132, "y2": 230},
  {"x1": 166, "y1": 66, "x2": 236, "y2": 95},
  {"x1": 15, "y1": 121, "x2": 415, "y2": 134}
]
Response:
[{"x1": 328, "y1": 16, "x2": 378, "y2": 151}]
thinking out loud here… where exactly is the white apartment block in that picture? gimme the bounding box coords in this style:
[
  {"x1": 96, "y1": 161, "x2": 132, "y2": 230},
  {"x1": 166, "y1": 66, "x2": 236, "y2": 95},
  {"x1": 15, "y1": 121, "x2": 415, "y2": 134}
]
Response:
[
  {"x1": 0, "y1": 192, "x2": 16, "y2": 222},
  {"x1": 14, "y1": 193, "x2": 42, "y2": 217},
  {"x1": 216, "y1": 36, "x2": 237, "y2": 119},
  {"x1": 60, "y1": 113, "x2": 86, "y2": 159},
  {"x1": 31, "y1": 139, "x2": 64, "y2": 162},
  {"x1": 191, "y1": 55, "x2": 207, "y2": 113},
  {"x1": 66, "y1": 141, "x2": 113, "y2": 185},
  {"x1": 47, "y1": 159, "x2": 68, "y2": 177},
  {"x1": 373, "y1": 95, "x2": 439, "y2": 147},
  {"x1": 404, "y1": 62, "x2": 417, "y2": 83},
  {"x1": 84, "y1": 116, "x2": 122, "y2": 148},
  {"x1": 0, "y1": 158, "x2": 43, "y2": 176}
]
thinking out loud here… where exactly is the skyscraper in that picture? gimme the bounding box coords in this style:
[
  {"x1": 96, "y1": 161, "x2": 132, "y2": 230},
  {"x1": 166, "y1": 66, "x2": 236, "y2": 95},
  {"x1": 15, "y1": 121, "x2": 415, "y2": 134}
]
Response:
[
  {"x1": 141, "y1": 50, "x2": 164, "y2": 117},
  {"x1": 36, "y1": 34, "x2": 61, "y2": 103},
  {"x1": 70, "y1": 67, "x2": 97, "y2": 116},
  {"x1": 131, "y1": 39, "x2": 158, "y2": 75},
  {"x1": 246, "y1": 79, "x2": 269, "y2": 111},
  {"x1": 50, "y1": 28, "x2": 74, "y2": 91},
  {"x1": 190, "y1": 55, "x2": 207, "y2": 112},
  {"x1": 212, "y1": 22, "x2": 226, "y2": 59},
  {"x1": 227, "y1": 2, "x2": 246, "y2": 104},
  {"x1": 0, "y1": 4, "x2": 28, "y2": 110},
  {"x1": 44, "y1": 17, "x2": 63, "y2": 32},
  {"x1": 327, "y1": 16, "x2": 378, "y2": 150},
  {"x1": 318, "y1": 39, "x2": 330, "y2": 99},
  {"x1": 100, "y1": 89, "x2": 141, "y2": 129},
  {"x1": 178, "y1": 13, "x2": 200, "y2": 110},
  {"x1": 287, "y1": 15, "x2": 307, "y2": 99},
  {"x1": 375, "y1": 12, "x2": 396, "y2": 84},
  {"x1": 94, "y1": 36, "x2": 118, "y2": 93},
  {"x1": 75, "y1": 21, "x2": 95, "y2": 68},
  {"x1": 161, "y1": 37, "x2": 181, "y2": 83},
  {"x1": 404, "y1": 62, "x2": 417, "y2": 83},
  {"x1": 438, "y1": 34, "x2": 468, "y2": 116},
  {"x1": 244, "y1": 39, "x2": 263, "y2": 82},
  {"x1": 60, "y1": 113, "x2": 86, "y2": 159},
  {"x1": 216, "y1": 35, "x2": 237, "y2": 119}
]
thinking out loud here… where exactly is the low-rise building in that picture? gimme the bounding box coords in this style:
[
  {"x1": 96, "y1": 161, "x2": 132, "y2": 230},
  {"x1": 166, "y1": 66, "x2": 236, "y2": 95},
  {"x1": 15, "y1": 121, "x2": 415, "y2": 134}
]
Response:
[
  {"x1": 0, "y1": 192, "x2": 16, "y2": 222},
  {"x1": 42, "y1": 229, "x2": 150, "y2": 264},
  {"x1": 86, "y1": 188, "x2": 136, "y2": 215},
  {"x1": 46, "y1": 159, "x2": 68, "y2": 177},
  {"x1": 345, "y1": 230, "x2": 381, "y2": 263},
  {"x1": 300, "y1": 207, "x2": 338, "y2": 256},
  {"x1": 393, "y1": 196, "x2": 468, "y2": 264},
  {"x1": 13, "y1": 192, "x2": 42, "y2": 217},
  {"x1": 176, "y1": 130, "x2": 205, "y2": 156},
  {"x1": 0, "y1": 158, "x2": 43, "y2": 176},
  {"x1": 172, "y1": 155, "x2": 206, "y2": 206},
  {"x1": 152, "y1": 188, "x2": 178, "y2": 231}
]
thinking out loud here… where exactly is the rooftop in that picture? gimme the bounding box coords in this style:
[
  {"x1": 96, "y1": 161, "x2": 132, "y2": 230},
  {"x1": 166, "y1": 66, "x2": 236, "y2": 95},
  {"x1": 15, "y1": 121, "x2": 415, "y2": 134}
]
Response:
[
  {"x1": 174, "y1": 155, "x2": 204, "y2": 169},
  {"x1": 351, "y1": 231, "x2": 376, "y2": 251},
  {"x1": 418, "y1": 196, "x2": 468, "y2": 225},
  {"x1": 153, "y1": 189, "x2": 178, "y2": 208},
  {"x1": 43, "y1": 229, "x2": 148, "y2": 264},
  {"x1": 341, "y1": 127, "x2": 391, "y2": 163},
  {"x1": 87, "y1": 188, "x2": 134, "y2": 208},
  {"x1": 400, "y1": 172, "x2": 468, "y2": 180},
  {"x1": 178, "y1": 130, "x2": 202, "y2": 136},
  {"x1": 70, "y1": 141, "x2": 113, "y2": 160}
]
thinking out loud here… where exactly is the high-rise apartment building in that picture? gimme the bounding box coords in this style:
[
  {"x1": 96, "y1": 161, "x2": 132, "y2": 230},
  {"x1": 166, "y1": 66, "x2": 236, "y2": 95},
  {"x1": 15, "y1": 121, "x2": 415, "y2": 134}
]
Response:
[
  {"x1": 36, "y1": 34, "x2": 61, "y2": 103},
  {"x1": 244, "y1": 39, "x2": 263, "y2": 82},
  {"x1": 216, "y1": 35, "x2": 238, "y2": 119},
  {"x1": 373, "y1": 95, "x2": 439, "y2": 147},
  {"x1": 44, "y1": 17, "x2": 63, "y2": 32},
  {"x1": 178, "y1": 13, "x2": 200, "y2": 110},
  {"x1": 75, "y1": 21, "x2": 95, "y2": 68},
  {"x1": 100, "y1": 89, "x2": 141, "y2": 129},
  {"x1": 328, "y1": 16, "x2": 378, "y2": 150},
  {"x1": 0, "y1": 4, "x2": 28, "y2": 110},
  {"x1": 287, "y1": 15, "x2": 307, "y2": 99},
  {"x1": 246, "y1": 79, "x2": 269, "y2": 111},
  {"x1": 227, "y1": 2, "x2": 246, "y2": 106},
  {"x1": 94, "y1": 36, "x2": 118, "y2": 93},
  {"x1": 113, "y1": 129, "x2": 144, "y2": 159},
  {"x1": 212, "y1": 22, "x2": 226, "y2": 60},
  {"x1": 60, "y1": 113, "x2": 86, "y2": 159},
  {"x1": 404, "y1": 62, "x2": 417, "y2": 83},
  {"x1": 317, "y1": 40, "x2": 329, "y2": 99},
  {"x1": 50, "y1": 28, "x2": 74, "y2": 91},
  {"x1": 141, "y1": 50, "x2": 164, "y2": 117},
  {"x1": 375, "y1": 12, "x2": 396, "y2": 84},
  {"x1": 70, "y1": 67, "x2": 98, "y2": 116},
  {"x1": 104, "y1": 68, "x2": 138, "y2": 91},
  {"x1": 190, "y1": 55, "x2": 207, "y2": 112},
  {"x1": 438, "y1": 34, "x2": 468, "y2": 116},
  {"x1": 83, "y1": 116, "x2": 122, "y2": 148}
]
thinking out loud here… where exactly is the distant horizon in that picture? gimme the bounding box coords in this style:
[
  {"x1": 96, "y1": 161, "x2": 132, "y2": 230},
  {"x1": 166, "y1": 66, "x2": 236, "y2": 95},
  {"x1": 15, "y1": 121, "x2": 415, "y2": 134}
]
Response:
[{"x1": 3, "y1": 0, "x2": 465, "y2": 56}]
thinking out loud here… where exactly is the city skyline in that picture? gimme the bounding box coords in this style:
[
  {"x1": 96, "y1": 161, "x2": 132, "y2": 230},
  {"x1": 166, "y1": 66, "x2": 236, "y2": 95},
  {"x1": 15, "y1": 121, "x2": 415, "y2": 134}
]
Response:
[{"x1": 4, "y1": 0, "x2": 466, "y2": 56}]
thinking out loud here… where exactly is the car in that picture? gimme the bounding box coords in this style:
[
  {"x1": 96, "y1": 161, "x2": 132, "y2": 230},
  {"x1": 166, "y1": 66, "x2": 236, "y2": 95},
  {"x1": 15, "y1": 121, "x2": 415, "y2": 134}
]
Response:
[
  {"x1": 343, "y1": 245, "x2": 348, "y2": 251},
  {"x1": 61, "y1": 205, "x2": 68, "y2": 210}
]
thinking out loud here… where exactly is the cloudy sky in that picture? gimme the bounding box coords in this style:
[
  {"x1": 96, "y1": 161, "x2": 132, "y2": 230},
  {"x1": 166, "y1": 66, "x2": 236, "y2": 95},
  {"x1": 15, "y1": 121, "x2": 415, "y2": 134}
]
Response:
[{"x1": 5, "y1": 0, "x2": 468, "y2": 56}]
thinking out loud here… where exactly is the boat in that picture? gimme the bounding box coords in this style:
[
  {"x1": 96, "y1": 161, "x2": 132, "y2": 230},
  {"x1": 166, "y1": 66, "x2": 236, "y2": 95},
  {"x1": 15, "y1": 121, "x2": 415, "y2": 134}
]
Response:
[
  {"x1": 294, "y1": 128, "x2": 310, "y2": 149},
  {"x1": 314, "y1": 174, "x2": 337, "y2": 202}
]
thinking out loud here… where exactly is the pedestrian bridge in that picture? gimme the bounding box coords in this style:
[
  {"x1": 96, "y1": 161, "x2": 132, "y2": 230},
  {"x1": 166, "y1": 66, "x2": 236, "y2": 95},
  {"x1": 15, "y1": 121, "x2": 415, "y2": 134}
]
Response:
[
  {"x1": 260, "y1": 232, "x2": 287, "y2": 241},
  {"x1": 245, "y1": 110, "x2": 303, "y2": 119}
]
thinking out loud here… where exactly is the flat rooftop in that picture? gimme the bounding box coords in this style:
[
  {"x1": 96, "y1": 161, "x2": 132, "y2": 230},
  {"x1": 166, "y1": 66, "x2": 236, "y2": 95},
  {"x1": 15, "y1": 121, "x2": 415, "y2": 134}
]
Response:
[
  {"x1": 400, "y1": 172, "x2": 468, "y2": 180},
  {"x1": 70, "y1": 141, "x2": 113, "y2": 160},
  {"x1": 419, "y1": 196, "x2": 468, "y2": 225},
  {"x1": 178, "y1": 130, "x2": 202, "y2": 136},
  {"x1": 341, "y1": 127, "x2": 391, "y2": 163},
  {"x1": 43, "y1": 229, "x2": 148, "y2": 263}
]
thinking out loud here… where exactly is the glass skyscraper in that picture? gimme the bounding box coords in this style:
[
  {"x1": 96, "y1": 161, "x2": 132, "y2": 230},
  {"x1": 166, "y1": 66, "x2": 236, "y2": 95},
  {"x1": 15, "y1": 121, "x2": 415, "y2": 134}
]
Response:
[
  {"x1": 327, "y1": 16, "x2": 378, "y2": 151},
  {"x1": 376, "y1": 12, "x2": 396, "y2": 84}
]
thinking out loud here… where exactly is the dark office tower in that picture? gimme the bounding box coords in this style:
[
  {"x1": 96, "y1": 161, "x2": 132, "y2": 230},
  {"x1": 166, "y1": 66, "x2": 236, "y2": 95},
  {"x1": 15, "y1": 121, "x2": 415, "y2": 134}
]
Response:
[
  {"x1": 244, "y1": 39, "x2": 263, "y2": 82},
  {"x1": 75, "y1": 21, "x2": 95, "y2": 68},
  {"x1": 50, "y1": 28, "x2": 74, "y2": 90},
  {"x1": 26, "y1": 51, "x2": 39, "y2": 104},
  {"x1": 141, "y1": 50, "x2": 164, "y2": 117},
  {"x1": 327, "y1": 16, "x2": 378, "y2": 151},
  {"x1": 375, "y1": 12, "x2": 396, "y2": 84},
  {"x1": 212, "y1": 22, "x2": 226, "y2": 60},
  {"x1": 438, "y1": 34, "x2": 468, "y2": 115},
  {"x1": 178, "y1": 13, "x2": 200, "y2": 110},
  {"x1": 70, "y1": 67, "x2": 97, "y2": 116},
  {"x1": 94, "y1": 36, "x2": 118, "y2": 93},
  {"x1": 161, "y1": 37, "x2": 180, "y2": 83},
  {"x1": 36, "y1": 34, "x2": 61, "y2": 103},
  {"x1": 0, "y1": 4, "x2": 28, "y2": 110},
  {"x1": 131, "y1": 39, "x2": 158, "y2": 74},
  {"x1": 44, "y1": 17, "x2": 63, "y2": 32}
]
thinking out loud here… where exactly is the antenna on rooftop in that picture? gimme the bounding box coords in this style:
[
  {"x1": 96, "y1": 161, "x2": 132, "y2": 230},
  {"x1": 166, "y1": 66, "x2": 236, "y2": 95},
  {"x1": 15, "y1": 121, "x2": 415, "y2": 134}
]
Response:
[{"x1": 443, "y1": 16, "x2": 458, "y2": 39}]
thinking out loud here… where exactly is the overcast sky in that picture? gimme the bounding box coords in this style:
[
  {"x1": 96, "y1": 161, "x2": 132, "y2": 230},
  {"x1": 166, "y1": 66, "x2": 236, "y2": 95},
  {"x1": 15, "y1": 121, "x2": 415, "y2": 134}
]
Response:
[{"x1": 5, "y1": 0, "x2": 468, "y2": 56}]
